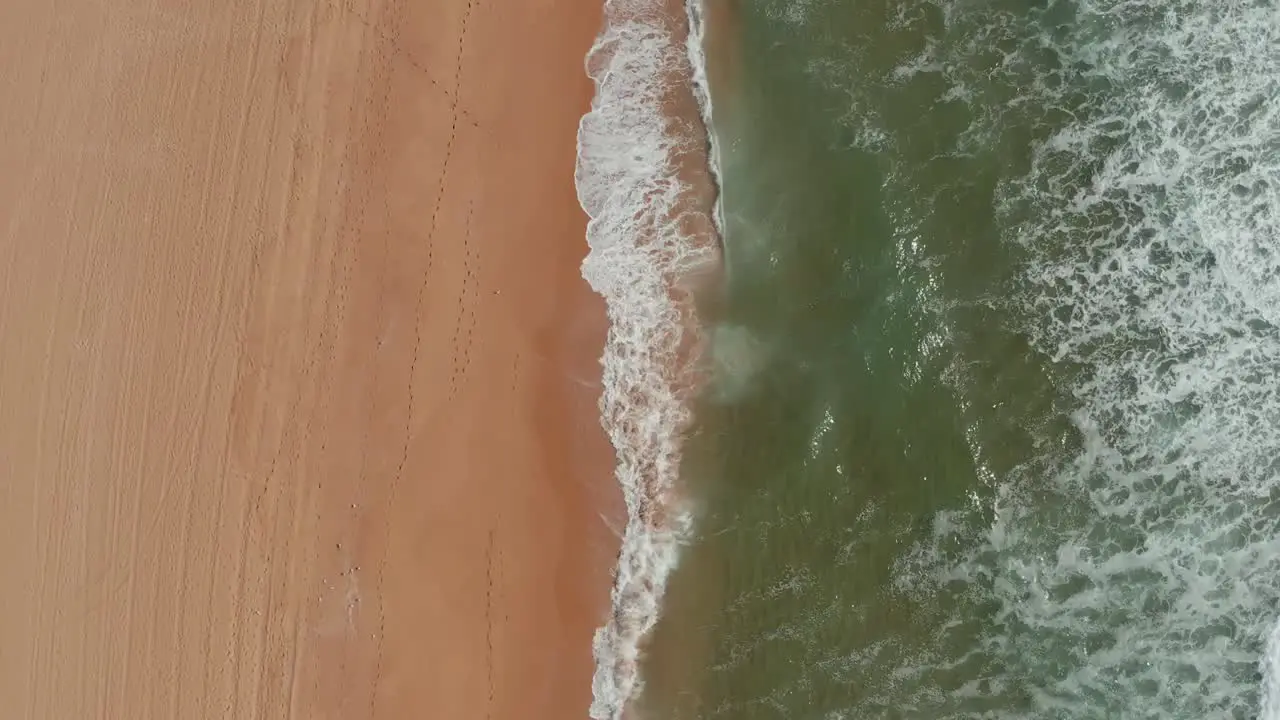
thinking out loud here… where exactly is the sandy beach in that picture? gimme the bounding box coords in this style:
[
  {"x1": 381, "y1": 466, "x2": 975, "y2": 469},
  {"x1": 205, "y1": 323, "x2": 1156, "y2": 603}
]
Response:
[{"x1": 0, "y1": 1, "x2": 616, "y2": 718}]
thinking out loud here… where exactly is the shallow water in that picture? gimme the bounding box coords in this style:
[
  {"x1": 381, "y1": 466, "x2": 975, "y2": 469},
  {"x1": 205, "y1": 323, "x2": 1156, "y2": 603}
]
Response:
[{"x1": 639, "y1": 0, "x2": 1280, "y2": 717}]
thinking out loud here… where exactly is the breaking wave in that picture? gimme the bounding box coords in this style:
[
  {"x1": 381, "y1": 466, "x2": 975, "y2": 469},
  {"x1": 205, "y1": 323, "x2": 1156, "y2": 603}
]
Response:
[{"x1": 575, "y1": 0, "x2": 720, "y2": 716}]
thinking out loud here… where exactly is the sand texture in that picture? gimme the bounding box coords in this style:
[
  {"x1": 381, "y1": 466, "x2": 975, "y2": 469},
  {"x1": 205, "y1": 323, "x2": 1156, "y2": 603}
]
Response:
[{"x1": 0, "y1": 0, "x2": 615, "y2": 718}]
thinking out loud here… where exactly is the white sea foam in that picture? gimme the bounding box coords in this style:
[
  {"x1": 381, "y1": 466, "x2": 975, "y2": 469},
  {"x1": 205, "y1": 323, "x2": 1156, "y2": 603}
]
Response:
[
  {"x1": 575, "y1": 0, "x2": 720, "y2": 717},
  {"x1": 685, "y1": 0, "x2": 725, "y2": 238},
  {"x1": 867, "y1": 0, "x2": 1280, "y2": 715},
  {"x1": 1263, "y1": 616, "x2": 1280, "y2": 720},
  {"x1": 920, "y1": 0, "x2": 1280, "y2": 715}
]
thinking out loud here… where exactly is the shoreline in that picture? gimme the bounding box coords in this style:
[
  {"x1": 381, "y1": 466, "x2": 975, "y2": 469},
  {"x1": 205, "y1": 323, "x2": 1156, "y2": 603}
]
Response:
[
  {"x1": 577, "y1": 0, "x2": 724, "y2": 716},
  {"x1": 608, "y1": 2, "x2": 742, "y2": 715},
  {"x1": 0, "y1": 1, "x2": 617, "y2": 717}
]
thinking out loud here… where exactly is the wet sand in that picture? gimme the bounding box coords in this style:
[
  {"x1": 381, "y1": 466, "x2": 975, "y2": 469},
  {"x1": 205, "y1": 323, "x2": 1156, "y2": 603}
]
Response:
[{"x1": 0, "y1": 0, "x2": 616, "y2": 718}]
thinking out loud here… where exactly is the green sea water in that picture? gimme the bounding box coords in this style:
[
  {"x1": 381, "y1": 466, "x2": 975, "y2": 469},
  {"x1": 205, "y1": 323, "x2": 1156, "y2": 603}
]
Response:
[{"x1": 640, "y1": 0, "x2": 1280, "y2": 718}]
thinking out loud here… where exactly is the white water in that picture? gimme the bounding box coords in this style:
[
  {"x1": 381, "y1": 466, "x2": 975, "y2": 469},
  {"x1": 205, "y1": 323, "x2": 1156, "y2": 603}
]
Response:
[
  {"x1": 1263, "y1": 617, "x2": 1280, "y2": 720},
  {"x1": 575, "y1": 0, "x2": 720, "y2": 716},
  {"x1": 893, "y1": 0, "x2": 1280, "y2": 716}
]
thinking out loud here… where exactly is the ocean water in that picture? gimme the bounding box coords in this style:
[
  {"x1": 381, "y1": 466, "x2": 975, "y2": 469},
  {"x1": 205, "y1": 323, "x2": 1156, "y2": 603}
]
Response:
[{"x1": 581, "y1": 0, "x2": 1280, "y2": 718}]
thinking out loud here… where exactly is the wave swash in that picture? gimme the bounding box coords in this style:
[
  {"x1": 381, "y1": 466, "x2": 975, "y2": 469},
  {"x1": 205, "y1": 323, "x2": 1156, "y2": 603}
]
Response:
[{"x1": 575, "y1": 0, "x2": 719, "y2": 717}]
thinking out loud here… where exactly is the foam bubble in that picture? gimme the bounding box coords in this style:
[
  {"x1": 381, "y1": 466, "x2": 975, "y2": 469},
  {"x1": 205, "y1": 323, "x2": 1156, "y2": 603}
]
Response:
[
  {"x1": 575, "y1": 0, "x2": 720, "y2": 717},
  {"x1": 899, "y1": 0, "x2": 1280, "y2": 715},
  {"x1": 1262, "y1": 617, "x2": 1280, "y2": 720},
  {"x1": 789, "y1": 0, "x2": 1280, "y2": 715}
]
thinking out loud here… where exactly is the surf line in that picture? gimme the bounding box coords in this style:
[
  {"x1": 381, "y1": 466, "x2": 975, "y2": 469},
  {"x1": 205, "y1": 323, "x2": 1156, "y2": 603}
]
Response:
[{"x1": 575, "y1": 0, "x2": 725, "y2": 716}]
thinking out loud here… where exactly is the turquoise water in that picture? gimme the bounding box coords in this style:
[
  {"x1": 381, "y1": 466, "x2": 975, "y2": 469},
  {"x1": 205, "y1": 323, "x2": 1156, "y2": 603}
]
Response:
[{"x1": 641, "y1": 0, "x2": 1280, "y2": 717}]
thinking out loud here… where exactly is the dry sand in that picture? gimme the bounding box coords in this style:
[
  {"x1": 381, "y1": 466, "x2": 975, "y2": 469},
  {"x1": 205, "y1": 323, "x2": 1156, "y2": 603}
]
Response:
[{"x1": 0, "y1": 0, "x2": 617, "y2": 718}]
